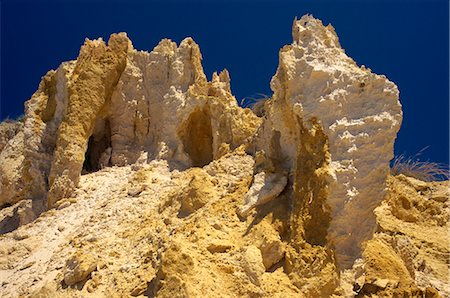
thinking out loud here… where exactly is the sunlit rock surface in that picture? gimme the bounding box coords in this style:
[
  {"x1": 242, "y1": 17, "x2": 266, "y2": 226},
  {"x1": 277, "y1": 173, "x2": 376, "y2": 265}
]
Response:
[
  {"x1": 255, "y1": 15, "x2": 402, "y2": 269},
  {"x1": 0, "y1": 15, "x2": 447, "y2": 298}
]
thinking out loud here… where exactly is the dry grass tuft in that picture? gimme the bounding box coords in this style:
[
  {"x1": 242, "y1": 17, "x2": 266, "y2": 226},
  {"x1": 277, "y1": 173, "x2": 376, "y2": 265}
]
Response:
[
  {"x1": 240, "y1": 94, "x2": 271, "y2": 117},
  {"x1": 391, "y1": 153, "x2": 449, "y2": 182},
  {"x1": 240, "y1": 93, "x2": 271, "y2": 109}
]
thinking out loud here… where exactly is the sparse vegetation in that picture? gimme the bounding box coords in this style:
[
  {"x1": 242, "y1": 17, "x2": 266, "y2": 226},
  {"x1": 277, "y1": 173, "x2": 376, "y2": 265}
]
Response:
[
  {"x1": 1, "y1": 117, "x2": 15, "y2": 123},
  {"x1": 1, "y1": 114, "x2": 24, "y2": 123},
  {"x1": 240, "y1": 93, "x2": 271, "y2": 117},
  {"x1": 390, "y1": 150, "x2": 449, "y2": 182},
  {"x1": 240, "y1": 93, "x2": 271, "y2": 109}
]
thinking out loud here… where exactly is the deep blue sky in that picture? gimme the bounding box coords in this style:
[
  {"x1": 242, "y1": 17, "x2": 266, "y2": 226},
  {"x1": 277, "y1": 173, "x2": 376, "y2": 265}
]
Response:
[{"x1": 1, "y1": 0, "x2": 448, "y2": 164}]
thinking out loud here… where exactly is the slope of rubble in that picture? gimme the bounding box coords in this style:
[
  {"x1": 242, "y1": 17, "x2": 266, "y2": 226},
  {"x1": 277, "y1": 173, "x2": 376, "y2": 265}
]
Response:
[{"x1": 0, "y1": 149, "x2": 447, "y2": 297}]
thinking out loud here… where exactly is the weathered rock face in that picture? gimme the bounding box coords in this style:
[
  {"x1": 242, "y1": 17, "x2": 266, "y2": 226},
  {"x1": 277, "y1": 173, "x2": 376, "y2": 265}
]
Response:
[
  {"x1": 47, "y1": 34, "x2": 131, "y2": 208},
  {"x1": 0, "y1": 127, "x2": 25, "y2": 207},
  {"x1": 0, "y1": 121, "x2": 22, "y2": 154},
  {"x1": 108, "y1": 38, "x2": 259, "y2": 169},
  {"x1": 255, "y1": 15, "x2": 402, "y2": 268},
  {"x1": 2, "y1": 14, "x2": 445, "y2": 298},
  {"x1": 0, "y1": 33, "x2": 260, "y2": 210},
  {"x1": 22, "y1": 62, "x2": 75, "y2": 210}
]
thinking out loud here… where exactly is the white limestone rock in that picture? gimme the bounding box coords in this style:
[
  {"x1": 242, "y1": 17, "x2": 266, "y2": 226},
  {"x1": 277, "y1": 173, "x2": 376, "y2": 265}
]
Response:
[
  {"x1": 0, "y1": 120, "x2": 22, "y2": 153},
  {"x1": 238, "y1": 171, "x2": 288, "y2": 217},
  {"x1": 0, "y1": 34, "x2": 260, "y2": 210},
  {"x1": 109, "y1": 38, "x2": 260, "y2": 170},
  {"x1": 256, "y1": 15, "x2": 402, "y2": 268}
]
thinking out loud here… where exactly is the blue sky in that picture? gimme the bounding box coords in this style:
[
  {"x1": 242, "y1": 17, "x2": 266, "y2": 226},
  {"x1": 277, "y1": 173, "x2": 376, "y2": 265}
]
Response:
[{"x1": 1, "y1": 0, "x2": 448, "y2": 164}]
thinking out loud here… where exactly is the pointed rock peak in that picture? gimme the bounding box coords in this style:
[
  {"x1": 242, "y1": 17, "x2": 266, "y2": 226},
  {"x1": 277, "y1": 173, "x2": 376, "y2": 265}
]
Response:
[
  {"x1": 146, "y1": 37, "x2": 208, "y2": 94},
  {"x1": 153, "y1": 38, "x2": 178, "y2": 54},
  {"x1": 83, "y1": 37, "x2": 105, "y2": 47},
  {"x1": 179, "y1": 37, "x2": 197, "y2": 48},
  {"x1": 211, "y1": 69, "x2": 231, "y2": 93},
  {"x1": 180, "y1": 37, "x2": 207, "y2": 85},
  {"x1": 292, "y1": 14, "x2": 341, "y2": 49},
  {"x1": 263, "y1": 14, "x2": 403, "y2": 270},
  {"x1": 108, "y1": 32, "x2": 134, "y2": 52},
  {"x1": 218, "y1": 69, "x2": 230, "y2": 84},
  {"x1": 77, "y1": 33, "x2": 131, "y2": 62}
]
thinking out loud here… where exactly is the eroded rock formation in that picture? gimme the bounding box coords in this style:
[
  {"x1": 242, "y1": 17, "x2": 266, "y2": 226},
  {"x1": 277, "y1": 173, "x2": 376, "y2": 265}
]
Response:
[
  {"x1": 0, "y1": 34, "x2": 260, "y2": 211},
  {"x1": 254, "y1": 15, "x2": 402, "y2": 268},
  {"x1": 0, "y1": 14, "x2": 446, "y2": 298}
]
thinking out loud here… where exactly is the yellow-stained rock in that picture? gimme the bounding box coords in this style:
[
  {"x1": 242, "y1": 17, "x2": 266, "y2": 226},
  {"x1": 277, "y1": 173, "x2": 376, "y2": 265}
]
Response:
[
  {"x1": 47, "y1": 33, "x2": 130, "y2": 208},
  {"x1": 64, "y1": 251, "x2": 98, "y2": 286},
  {"x1": 178, "y1": 168, "x2": 217, "y2": 215}
]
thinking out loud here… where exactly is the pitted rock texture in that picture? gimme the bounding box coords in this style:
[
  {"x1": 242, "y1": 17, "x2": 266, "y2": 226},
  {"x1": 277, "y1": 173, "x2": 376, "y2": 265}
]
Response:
[
  {"x1": 0, "y1": 14, "x2": 447, "y2": 298},
  {"x1": 255, "y1": 15, "x2": 402, "y2": 269},
  {"x1": 0, "y1": 120, "x2": 22, "y2": 154},
  {"x1": 0, "y1": 33, "x2": 260, "y2": 210}
]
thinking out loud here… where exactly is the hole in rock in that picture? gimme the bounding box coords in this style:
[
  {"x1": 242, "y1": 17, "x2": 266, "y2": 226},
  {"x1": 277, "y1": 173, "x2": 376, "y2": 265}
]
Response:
[
  {"x1": 83, "y1": 118, "x2": 112, "y2": 173},
  {"x1": 180, "y1": 107, "x2": 213, "y2": 167}
]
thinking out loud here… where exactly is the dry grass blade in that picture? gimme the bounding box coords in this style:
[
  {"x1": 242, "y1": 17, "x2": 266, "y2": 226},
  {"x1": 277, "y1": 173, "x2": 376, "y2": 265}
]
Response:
[
  {"x1": 240, "y1": 93, "x2": 271, "y2": 108},
  {"x1": 390, "y1": 154, "x2": 449, "y2": 182}
]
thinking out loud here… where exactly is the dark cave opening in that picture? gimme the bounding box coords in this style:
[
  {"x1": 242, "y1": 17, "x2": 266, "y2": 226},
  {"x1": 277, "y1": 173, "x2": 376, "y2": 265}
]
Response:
[
  {"x1": 83, "y1": 118, "x2": 112, "y2": 173},
  {"x1": 180, "y1": 107, "x2": 213, "y2": 167}
]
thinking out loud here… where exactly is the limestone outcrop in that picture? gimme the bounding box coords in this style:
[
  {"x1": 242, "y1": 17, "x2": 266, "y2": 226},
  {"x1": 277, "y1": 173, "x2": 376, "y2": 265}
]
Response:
[
  {"x1": 0, "y1": 120, "x2": 22, "y2": 154},
  {"x1": 1, "y1": 14, "x2": 447, "y2": 298},
  {"x1": 238, "y1": 171, "x2": 288, "y2": 217},
  {"x1": 254, "y1": 15, "x2": 402, "y2": 268},
  {"x1": 0, "y1": 126, "x2": 25, "y2": 207},
  {"x1": 0, "y1": 34, "x2": 260, "y2": 210},
  {"x1": 47, "y1": 34, "x2": 130, "y2": 208}
]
